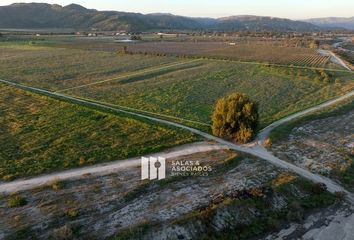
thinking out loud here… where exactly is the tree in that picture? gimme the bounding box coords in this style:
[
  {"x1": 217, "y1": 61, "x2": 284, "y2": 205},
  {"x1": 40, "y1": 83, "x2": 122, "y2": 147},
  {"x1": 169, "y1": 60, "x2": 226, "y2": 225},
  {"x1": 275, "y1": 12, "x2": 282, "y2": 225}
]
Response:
[
  {"x1": 130, "y1": 35, "x2": 142, "y2": 41},
  {"x1": 122, "y1": 46, "x2": 127, "y2": 53},
  {"x1": 211, "y1": 92, "x2": 258, "y2": 143},
  {"x1": 309, "y1": 39, "x2": 319, "y2": 49}
]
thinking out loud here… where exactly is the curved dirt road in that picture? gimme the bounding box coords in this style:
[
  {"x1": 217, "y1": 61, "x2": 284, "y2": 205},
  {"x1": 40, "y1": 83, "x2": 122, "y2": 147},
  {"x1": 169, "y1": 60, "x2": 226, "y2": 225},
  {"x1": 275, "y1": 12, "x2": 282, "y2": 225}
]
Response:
[
  {"x1": 258, "y1": 89, "x2": 354, "y2": 141},
  {"x1": 1, "y1": 79, "x2": 354, "y2": 202}
]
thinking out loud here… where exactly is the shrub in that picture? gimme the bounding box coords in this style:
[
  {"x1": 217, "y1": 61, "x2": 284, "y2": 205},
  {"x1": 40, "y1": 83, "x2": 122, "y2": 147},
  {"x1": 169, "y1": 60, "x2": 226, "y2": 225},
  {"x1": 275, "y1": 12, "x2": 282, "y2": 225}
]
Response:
[
  {"x1": 335, "y1": 78, "x2": 342, "y2": 84},
  {"x1": 130, "y1": 35, "x2": 142, "y2": 41},
  {"x1": 311, "y1": 182, "x2": 327, "y2": 194},
  {"x1": 51, "y1": 178, "x2": 64, "y2": 191},
  {"x1": 272, "y1": 173, "x2": 296, "y2": 187},
  {"x1": 267, "y1": 217, "x2": 281, "y2": 229},
  {"x1": 323, "y1": 77, "x2": 330, "y2": 84},
  {"x1": 79, "y1": 156, "x2": 85, "y2": 166},
  {"x1": 51, "y1": 225, "x2": 73, "y2": 240},
  {"x1": 8, "y1": 195, "x2": 27, "y2": 208},
  {"x1": 211, "y1": 92, "x2": 258, "y2": 143},
  {"x1": 314, "y1": 76, "x2": 321, "y2": 83},
  {"x1": 264, "y1": 138, "x2": 272, "y2": 148},
  {"x1": 249, "y1": 187, "x2": 265, "y2": 197},
  {"x1": 2, "y1": 174, "x2": 15, "y2": 181},
  {"x1": 286, "y1": 201, "x2": 304, "y2": 221},
  {"x1": 334, "y1": 191, "x2": 346, "y2": 201},
  {"x1": 65, "y1": 208, "x2": 79, "y2": 218}
]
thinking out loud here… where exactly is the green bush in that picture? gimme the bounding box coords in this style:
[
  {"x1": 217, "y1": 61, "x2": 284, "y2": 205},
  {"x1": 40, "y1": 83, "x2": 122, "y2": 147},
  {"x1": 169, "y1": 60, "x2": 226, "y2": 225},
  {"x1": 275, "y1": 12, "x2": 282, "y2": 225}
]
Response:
[
  {"x1": 286, "y1": 201, "x2": 304, "y2": 221},
  {"x1": 8, "y1": 195, "x2": 27, "y2": 208},
  {"x1": 311, "y1": 182, "x2": 327, "y2": 194}
]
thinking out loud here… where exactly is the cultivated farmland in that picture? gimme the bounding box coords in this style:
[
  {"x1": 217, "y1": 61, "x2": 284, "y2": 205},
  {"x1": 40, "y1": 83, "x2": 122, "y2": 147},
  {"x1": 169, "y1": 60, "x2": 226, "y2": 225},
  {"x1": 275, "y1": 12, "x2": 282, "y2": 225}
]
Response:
[
  {"x1": 115, "y1": 42, "x2": 331, "y2": 68},
  {"x1": 0, "y1": 44, "x2": 180, "y2": 91},
  {"x1": 0, "y1": 43, "x2": 353, "y2": 130},
  {"x1": 0, "y1": 84, "x2": 196, "y2": 180},
  {"x1": 19, "y1": 38, "x2": 333, "y2": 68},
  {"x1": 65, "y1": 60, "x2": 354, "y2": 129}
]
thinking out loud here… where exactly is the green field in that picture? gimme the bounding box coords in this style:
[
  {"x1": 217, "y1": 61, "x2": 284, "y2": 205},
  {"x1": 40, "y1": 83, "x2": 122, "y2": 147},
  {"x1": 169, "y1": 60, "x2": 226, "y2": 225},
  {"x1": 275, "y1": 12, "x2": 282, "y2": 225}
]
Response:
[
  {"x1": 0, "y1": 44, "x2": 181, "y2": 91},
  {"x1": 0, "y1": 84, "x2": 197, "y2": 180},
  {"x1": 1, "y1": 43, "x2": 353, "y2": 130},
  {"x1": 66, "y1": 60, "x2": 354, "y2": 129}
]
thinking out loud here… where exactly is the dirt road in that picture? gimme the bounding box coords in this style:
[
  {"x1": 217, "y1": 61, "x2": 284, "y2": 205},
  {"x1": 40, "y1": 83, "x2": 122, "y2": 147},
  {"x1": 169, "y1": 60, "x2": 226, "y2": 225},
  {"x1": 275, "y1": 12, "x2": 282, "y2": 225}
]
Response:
[
  {"x1": 1, "y1": 79, "x2": 354, "y2": 202},
  {"x1": 257, "y1": 89, "x2": 354, "y2": 141},
  {"x1": 318, "y1": 49, "x2": 352, "y2": 71},
  {"x1": 0, "y1": 142, "x2": 228, "y2": 194}
]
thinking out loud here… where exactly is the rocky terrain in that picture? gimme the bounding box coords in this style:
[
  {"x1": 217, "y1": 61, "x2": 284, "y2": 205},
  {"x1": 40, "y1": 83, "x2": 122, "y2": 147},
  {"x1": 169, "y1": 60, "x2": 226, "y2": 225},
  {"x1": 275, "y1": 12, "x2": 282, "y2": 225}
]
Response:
[
  {"x1": 0, "y1": 146, "x2": 338, "y2": 240},
  {"x1": 265, "y1": 202, "x2": 354, "y2": 240},
  {"x1": 272, "y1": 108, "x2": 354, "y2": 188}
]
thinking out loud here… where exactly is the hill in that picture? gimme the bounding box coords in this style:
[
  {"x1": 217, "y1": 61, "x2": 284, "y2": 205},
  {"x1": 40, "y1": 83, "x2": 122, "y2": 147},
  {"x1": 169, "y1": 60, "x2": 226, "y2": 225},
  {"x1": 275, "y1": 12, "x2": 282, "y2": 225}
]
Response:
[
  {"x1": 216, "y1": 15, "x2": 319, "y2": 32},
  {"x1": 0, "y1": 3, "x2": 320, "y2": 32},
  {"x1": 304, "y1": 17, "x2": 354, "y2": 30}
]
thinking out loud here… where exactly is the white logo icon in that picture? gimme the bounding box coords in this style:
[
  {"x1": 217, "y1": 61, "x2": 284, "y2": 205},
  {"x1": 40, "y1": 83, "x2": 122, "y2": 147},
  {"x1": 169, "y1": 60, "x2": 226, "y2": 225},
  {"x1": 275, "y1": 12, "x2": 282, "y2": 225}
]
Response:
[{"x1": 141, "y1": 157, "x2": 166, "y2": 180}]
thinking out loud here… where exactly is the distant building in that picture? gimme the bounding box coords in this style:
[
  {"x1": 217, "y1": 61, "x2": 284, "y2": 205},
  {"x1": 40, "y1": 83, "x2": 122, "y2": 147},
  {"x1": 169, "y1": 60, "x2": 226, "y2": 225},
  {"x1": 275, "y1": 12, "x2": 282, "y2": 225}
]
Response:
[
  {"x1": 157, "y1": 33, "x2": 177, "y2": 37},
  {"x1": 115, "y1": 32, "x2": 127, "y2": 36}
]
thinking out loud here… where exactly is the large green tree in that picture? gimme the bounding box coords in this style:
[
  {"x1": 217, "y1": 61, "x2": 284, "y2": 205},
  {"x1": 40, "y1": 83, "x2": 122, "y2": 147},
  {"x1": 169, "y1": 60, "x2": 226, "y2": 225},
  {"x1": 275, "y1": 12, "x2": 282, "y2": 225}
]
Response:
[{"x1": 211, "y1": 92, "x2": 258, "y2": 143}]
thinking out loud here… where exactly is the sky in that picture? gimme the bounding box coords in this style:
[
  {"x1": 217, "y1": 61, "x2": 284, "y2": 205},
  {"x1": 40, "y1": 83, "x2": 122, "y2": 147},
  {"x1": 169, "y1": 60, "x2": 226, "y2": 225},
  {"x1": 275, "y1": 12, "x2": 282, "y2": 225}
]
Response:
[{"x1": 1, "y1": 0, "x2": 353, "y2": 19}]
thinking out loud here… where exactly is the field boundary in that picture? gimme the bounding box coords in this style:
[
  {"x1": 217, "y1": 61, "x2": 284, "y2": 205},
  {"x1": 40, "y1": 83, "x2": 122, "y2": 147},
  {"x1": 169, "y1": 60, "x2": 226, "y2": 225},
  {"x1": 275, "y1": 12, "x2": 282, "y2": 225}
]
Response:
[
  {"x1": 257, "y1": 89, "x2": 354, "y2": 141},
  {"x1": 55, "y1": 59, "x2": 202, "y2": 93},
  {"x1": 105, "y1": 51, "x2": 353, "y2": 74},
  {"x1": 73, "y1": 96, "x2": 211, "y2": 126},
  {"x1": 196, "y1": 56, "x2": 354, "y2": 73},
  {"x1": 0, "y1": 79, "x2": 210, "y2": 127},
  {"x1": 34, "y1": 43, "x2": 353, "y2": 74}
]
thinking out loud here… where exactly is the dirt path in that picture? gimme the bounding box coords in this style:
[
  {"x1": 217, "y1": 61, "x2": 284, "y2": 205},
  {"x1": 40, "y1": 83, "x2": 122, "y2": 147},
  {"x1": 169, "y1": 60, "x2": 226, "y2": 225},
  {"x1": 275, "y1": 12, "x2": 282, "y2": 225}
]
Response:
[
  {"x1": 1, "y1": 79, "x2": 354, "y2": 202},
  {"x1": 56, "y1": 59, "x2": 202, "y2": 93},
  {"x1": 257, "y1": 89, "x2": 354, "y2": 141},
  {"x1": 318, "y1": 49, "x2": 352, "y2": 71},
  {"x1": 0, "y1": 142, "x2": 228, "y2": 194}
]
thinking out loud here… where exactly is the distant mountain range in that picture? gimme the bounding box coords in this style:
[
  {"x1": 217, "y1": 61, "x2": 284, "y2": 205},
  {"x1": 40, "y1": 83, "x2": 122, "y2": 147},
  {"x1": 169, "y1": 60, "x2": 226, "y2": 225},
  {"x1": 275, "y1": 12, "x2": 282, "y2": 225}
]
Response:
[
  {"x1": 0, "y1": 3, "x2": 346, "y2": 32},
  {"x1": 303, "y1": 17, "x2": 354, "y2": 30}
]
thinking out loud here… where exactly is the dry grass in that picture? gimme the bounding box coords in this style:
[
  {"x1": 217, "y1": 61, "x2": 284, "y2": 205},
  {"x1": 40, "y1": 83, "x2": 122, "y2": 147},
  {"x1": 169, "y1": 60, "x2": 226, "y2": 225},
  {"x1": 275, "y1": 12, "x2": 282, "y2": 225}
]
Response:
[{"x1": 272, "y1": 173, "x2": 297, "y2": 187}]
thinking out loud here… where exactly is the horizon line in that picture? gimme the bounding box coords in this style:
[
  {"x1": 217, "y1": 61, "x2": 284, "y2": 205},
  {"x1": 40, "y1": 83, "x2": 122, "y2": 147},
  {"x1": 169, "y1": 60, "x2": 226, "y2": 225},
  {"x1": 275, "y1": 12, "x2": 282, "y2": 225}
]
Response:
[{"x1": 0, "y1": 2, "x2": 353, "y2": 20}]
